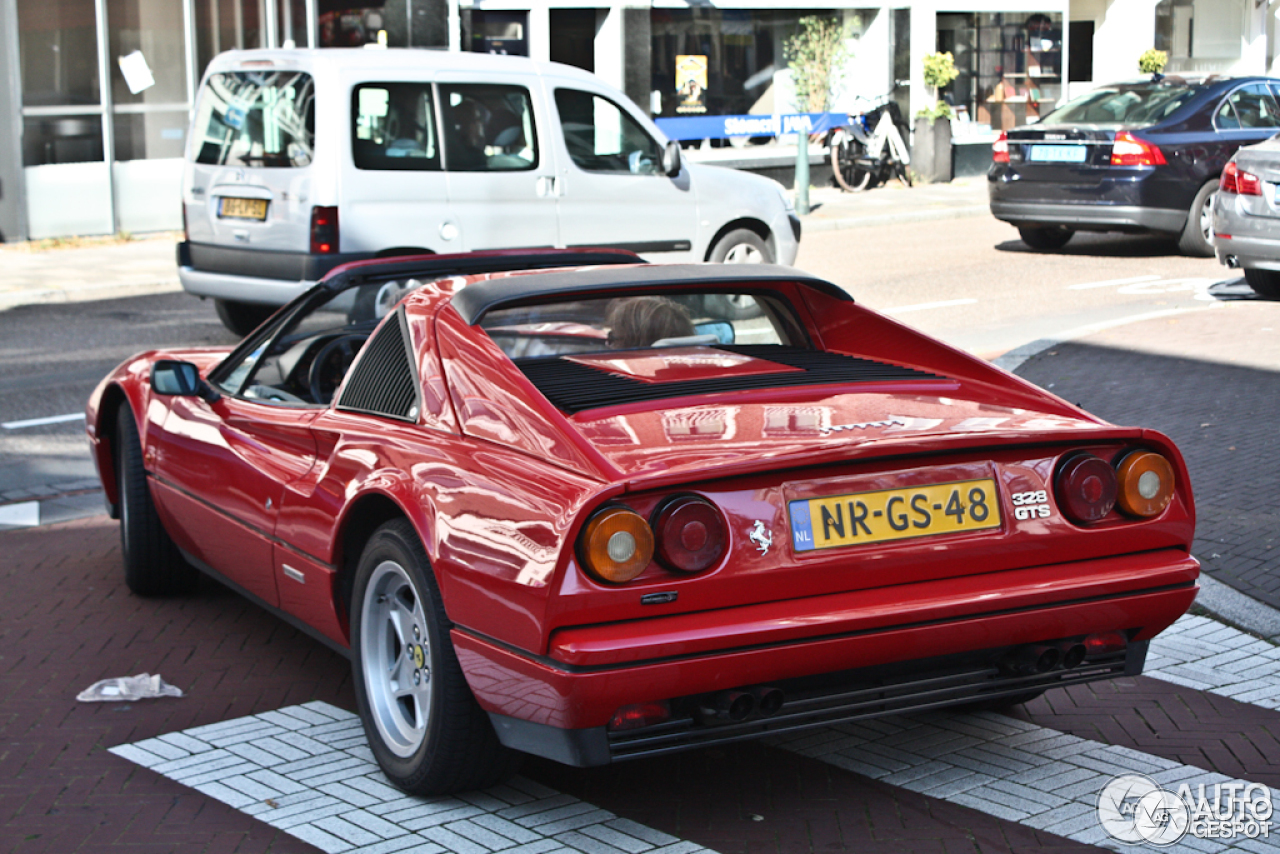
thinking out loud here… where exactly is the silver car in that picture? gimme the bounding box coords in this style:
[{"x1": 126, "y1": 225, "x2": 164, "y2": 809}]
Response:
[{"x1": 1213, "y1": 134, "x2": 1280, "y2": 299}]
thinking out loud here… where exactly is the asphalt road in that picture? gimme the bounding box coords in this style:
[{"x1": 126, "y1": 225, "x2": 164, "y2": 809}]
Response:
[{"x1": 0, "y1": 217, "x2": 1241, "y2": 495}]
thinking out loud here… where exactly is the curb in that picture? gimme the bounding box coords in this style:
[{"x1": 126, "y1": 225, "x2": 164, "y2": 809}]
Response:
[
  {"x1": 0, "y1": 278, "x2": 182, "y2": 312},
  {"x1": 800, "y1": 203, "x2": 990, "y2": 233}
]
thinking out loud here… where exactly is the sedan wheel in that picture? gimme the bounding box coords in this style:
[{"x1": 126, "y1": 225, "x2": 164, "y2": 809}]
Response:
[
  {"x1": 1177, "y1": 180, "x2": 1218, "y2": 257},
  {"x1": 710, "y1": 228, "x2": 772, "y2": 265},
  {"x1": 351, "y1": 520, "x2": 516, "y2": 794},
  {"x1": 1244, "y1": 268, "x2": 1280, "y2": 300},
  {"x1": 1017, "y1": 225, "x2": 1074, "y2": 251}
]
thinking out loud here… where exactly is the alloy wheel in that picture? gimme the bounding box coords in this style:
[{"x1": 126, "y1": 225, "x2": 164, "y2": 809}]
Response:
[{"x1": 360, "y1": 559, "x2": 433, "y2": 758}]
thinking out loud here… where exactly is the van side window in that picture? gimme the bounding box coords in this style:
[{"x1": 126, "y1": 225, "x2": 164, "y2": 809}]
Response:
[
  {"x1": 194, "y1": 72, "x2": 315, "y2": 168},
  {"x1": 352, "y1": 83, "x2": 440, "y2": 170},
  {"x1": 439, "y1": 85, "x2": 538, "y2": 172},
  {"x1": 553, "y1": 89, "x2": 663, "y2": 175}
]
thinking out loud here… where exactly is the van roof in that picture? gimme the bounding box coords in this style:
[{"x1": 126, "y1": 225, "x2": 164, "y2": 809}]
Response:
[{"x1": 203, "y1": 47, "x2": 597, "y2": 82}]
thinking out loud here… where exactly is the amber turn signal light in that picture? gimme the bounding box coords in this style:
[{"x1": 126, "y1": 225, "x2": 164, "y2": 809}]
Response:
[
  {"x1": 580, "y1": 506, "x2": 654, "y2": 584},
  {"x1": 1116, "y1": 450, "x2": 1175, "y2": 518}
]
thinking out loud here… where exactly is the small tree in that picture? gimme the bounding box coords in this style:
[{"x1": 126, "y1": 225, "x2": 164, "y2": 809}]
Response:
[
  {"x1": 920, "y1": 51, "x2": 959, "y2": 119},
  {"x1": 785, "y1": 16, "x2": 850, "y2": 113},
  {"x1": 1138, "y1": 48, "x2": 1168, "y2": 75}
]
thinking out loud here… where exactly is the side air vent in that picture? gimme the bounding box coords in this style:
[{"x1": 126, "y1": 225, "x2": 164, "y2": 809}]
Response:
[
  {"x1": 337, "y1": 309, "x2": 420, "y2": 421},
  {"x1": 516, "y1": 345, "x2": 940, "y2": 414}
]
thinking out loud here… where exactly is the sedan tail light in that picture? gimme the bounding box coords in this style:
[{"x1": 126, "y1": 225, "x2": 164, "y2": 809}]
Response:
[
  {"x1": 1054, "y1": 454, "x2": 1118, "y2": 524},
  {"x1": 992, "y1": 132, "x2": 1009, "y2": 164},
  {"x1": 1220, "y1": 160, "x2": 1262, "y2": 196},
  {"x1": 1110, "y1": 132, "x2": 1166, "y2": 167},
  {"x1": 652, "y1": 495, "x2": 727, "y2": 573},
  {"x1": 310, "y1": 205, "x2": 339, "y2": 254},
  {"x1": 580, "y1": 506, "x2": 654, "y2": 584}
]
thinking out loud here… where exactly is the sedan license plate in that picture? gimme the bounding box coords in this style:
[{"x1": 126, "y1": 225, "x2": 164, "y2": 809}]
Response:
[
  {"x1": 789, "y1": 478, "x2": 1001, "y2": 552},
  {"x1": 219, "y1": 197, "x2": 269, "y2": 220},
  {"x1": 1028, "y1": 144, "x2": 1087, "y2": 163}
]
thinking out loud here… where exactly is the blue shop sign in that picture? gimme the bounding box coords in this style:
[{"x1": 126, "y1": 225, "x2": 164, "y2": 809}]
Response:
[{"x1": 655, "y1": 112, "x2": 849, "y2": 141}]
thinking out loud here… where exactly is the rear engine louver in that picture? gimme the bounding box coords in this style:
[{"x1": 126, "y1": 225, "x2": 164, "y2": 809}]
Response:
[
  {"x1": 516, "y1": 345, "x2": 939, "y2": 414},
  {"x1": 337, "y1": 311, "x2": 419, "y2": 421}
]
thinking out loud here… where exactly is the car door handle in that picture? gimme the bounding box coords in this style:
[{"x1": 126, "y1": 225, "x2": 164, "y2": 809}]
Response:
[{"x1": 536, "y1": 175, "x2": 561, "y2": 197}]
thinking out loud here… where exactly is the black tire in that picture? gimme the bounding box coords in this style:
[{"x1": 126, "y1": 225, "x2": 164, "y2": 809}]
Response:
[
  {"x1": 351, "y1": 519, "x2": 517, "y2": 795},
  {"x1": 894, "y1": 159, "x2": 913, "y2": 188},
  {"x1": 1178, "y1": 180, "x2": 1218, "y2": 257},
  {"x1": 1018, "y1": 225, "x2": 1075, "y2": 251},
  {"x1": 831, "y1": 134, "x2": 873, "y2": 192},
  {"x1": 1244, "y1": 268, "x2": 1280, "y2": 300},
  {"x1": 214, "y1": 299, "x2": 277, "y2": 337},
  {"x1": 116, "y1": 406, "x2": 197, "y2": 596},
  {"x1": 709, "y1": 228, "x2": 772, "y2": 265}
]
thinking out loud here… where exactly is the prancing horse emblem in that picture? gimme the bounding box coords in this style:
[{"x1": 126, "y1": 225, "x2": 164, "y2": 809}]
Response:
[{"x1": 749, "y1": 521, "x2": 772, "y2": 556}]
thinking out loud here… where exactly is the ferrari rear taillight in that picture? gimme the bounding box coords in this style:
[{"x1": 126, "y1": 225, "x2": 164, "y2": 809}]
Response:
[
  {"x1": 1110, "y1": 132, "x2": 1166, "y2": 166},
  {"x1": 992, "y1": 132, "x2": 1009, "y2": 164},
  {"x1": 1221, "y1": 160, "x2": 1262, "y2": 196},
  {"x1": 1115, "y1": 450, "x2": 1176, "y2": 518},
  {"x1": 608, "y1": 701, "x2": 671, "y2": 731},
  {"x1": 310, "y1": 205, "x2": 339, "y2": 254},
  {"x1": 652, "y1": 495, "x2": 727, "y2": 573},
  {"x1": 1054, "y1": 454, "x2": 1118, "y2": 524},
  {"x1": 580, "y1": 506, "x2": 654, "y2": 584}
]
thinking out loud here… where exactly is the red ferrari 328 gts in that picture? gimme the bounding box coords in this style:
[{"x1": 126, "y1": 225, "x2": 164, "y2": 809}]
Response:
[{"x1": 86, "y1": 251, "x2": 1198, "y2": 795}]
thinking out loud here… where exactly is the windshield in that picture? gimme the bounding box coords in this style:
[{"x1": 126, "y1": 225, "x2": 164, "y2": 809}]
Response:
[
  {"x1": 193, "y1": 71, "x2": 315, "y2": 167},
  {"x1": 1038, "y1": 84, "x2": 1197, "y2": 126},
  {"x1": 480, "y1": 293, "x2": 801, "y2": 359}
]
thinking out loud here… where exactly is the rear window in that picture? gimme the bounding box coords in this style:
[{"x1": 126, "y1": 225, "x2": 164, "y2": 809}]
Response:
[
  {"x1": 1038, "y1": 84, "x2": 1197, "y2": 126},
  {"x1": 193, "y1": 71, "x2": 315, "y2": 167}
]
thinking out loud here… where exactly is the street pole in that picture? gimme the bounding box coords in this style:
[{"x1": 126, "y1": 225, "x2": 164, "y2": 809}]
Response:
[{"x1": 795, "y1": 129, "x2": 810, "y2": 215}]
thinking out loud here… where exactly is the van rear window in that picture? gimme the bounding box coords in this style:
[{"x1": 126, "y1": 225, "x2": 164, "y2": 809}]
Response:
[{"x1": 193, "y1": 72, "x2": 315, "y2": 167}]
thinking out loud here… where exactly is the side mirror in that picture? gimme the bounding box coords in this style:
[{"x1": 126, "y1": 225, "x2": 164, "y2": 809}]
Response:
[
  {"x1": 151, "y1": 360, "x2": 221, "y2": 403},
  {"x1": 662, "y1": 140, "x2": 682, "y2": 177},
  {"x1": 694, "y1": 320, "x2": 735, "y2": 345}
]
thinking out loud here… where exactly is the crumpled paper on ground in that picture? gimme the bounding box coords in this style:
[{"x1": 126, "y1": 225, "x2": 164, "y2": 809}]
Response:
[{"x1": 76, "y1": 673, "x2": 184, "y2": 702}]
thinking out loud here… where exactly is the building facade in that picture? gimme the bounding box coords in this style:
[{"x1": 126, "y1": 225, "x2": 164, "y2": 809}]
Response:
[{"x1": 0, "y1": 0, "x2": 1273, "y2": 241}]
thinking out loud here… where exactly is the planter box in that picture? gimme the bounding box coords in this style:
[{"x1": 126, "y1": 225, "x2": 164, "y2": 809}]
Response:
[{"x1": 912, "y1": 117, "x2": 953, "y2": 184}]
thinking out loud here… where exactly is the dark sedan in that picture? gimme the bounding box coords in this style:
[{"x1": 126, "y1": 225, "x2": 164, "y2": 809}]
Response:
[{"x1": 989, "y1": 75, "x2": 1280, "y2": 255}]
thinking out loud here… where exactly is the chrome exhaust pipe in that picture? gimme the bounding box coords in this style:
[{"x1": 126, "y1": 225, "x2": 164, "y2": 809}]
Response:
[
  {"x1": 752, "y1": 686, "x2": 784, "y2": 717},
  {"x1": 700, "y1": 690, "x2": 755, "y2": 722},
  {"x1": 1006, "y1": 644, "x2": 1061, "y2": 675},
  {"x1": 1227, "y1": 255, "x2": 1240, "y2": 268}
]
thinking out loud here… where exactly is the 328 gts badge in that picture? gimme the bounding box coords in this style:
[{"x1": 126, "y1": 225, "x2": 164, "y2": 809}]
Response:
[{"x1": 1011, "y1": 489, "x2": 1052, "y2": 520}]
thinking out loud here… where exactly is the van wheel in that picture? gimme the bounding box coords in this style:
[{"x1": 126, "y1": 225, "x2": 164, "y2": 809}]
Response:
[
  {"x1": 116, "y1": 406, "x2": 197, "y2": 596},
  {"x1": 1177, "y1": 180, "x2": 1218, "y2": 257},
  {"x1": 215, "y1": 299, "x2": 277, "y2": 337},
  {"x1": 1245, "y1": 269, "x2": 1280, "y2": 300}
]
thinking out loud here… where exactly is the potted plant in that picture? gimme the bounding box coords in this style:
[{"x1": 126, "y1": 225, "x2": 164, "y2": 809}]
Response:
[
  {"x1": 1138, "y1": 48, "x2": 1168, "y2": 78},
  {"x1": 914, "y1": 51, "x2": 959, "y2": 183}
]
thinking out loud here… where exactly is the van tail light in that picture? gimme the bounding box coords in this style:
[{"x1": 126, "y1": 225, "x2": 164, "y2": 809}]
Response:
[
  {"x1": 310, "y1": 205, "x2": 339, "y2": 254},
  {"x1": 1221, "y1": 160, "x2": 1262, "y2": 196},
  {"x1": 1054, "y1": 453, "x2": 1118, "y2": 524},
  {"x1": 1115, "y1": 450, "x2": 1175, "y2": 518},
  {"x1": 1110, "y1": 132, "x2": 1166, "y2": 166},
  {"x1": 652, "y1": 495, "x2": 727, "y2": 573},
  {"x1": 182, "y1": 202, "x2": 189, "y2": 242},
  {"x1": 992, "y1": 132, "x2": 1009, "y2": 163}
]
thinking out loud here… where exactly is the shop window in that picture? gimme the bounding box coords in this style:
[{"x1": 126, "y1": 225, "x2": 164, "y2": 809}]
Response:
[
  {"x1": 22, "y1": 115, "x2": 104, "y2": 165},
  {"x1": 107, "y1": 0, "x2": 187, "y2": 105},
  {"x1": 1068, "y1": 21, "x2": 1094, "y2": 83},
  {"x1": 113, "y1": 110, "x2": 188, "y2": 160},
  {"x1": 973, "y1": 12, "x2": 1063, "y2": 131},
  {"x1": 17, "y1": 0, "x2": 101, "y2": 108},
  {"x1": 195, "y1": 0, "x2": 265, "y2": 80}
]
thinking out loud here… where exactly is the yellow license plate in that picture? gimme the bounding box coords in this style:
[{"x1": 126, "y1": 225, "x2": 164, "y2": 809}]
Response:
[
  {"x1": 789, "y1": 478, "x2": 1001, "y2": 552},
  {"x1": 219, "y1": 197, "x2": 268, "y2": 220}
]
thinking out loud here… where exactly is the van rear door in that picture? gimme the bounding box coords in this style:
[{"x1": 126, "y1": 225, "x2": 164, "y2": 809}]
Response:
[{"x1": 186, "y1": 69, "x2": 315, "y2": 254}]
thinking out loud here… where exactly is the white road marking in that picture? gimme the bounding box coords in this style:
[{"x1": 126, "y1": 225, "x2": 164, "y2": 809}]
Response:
[
  {"x1": 2, "y1": 412, "x2": 84, "y2": 429},
  {"x1": 882, "y1": 298, "x2": 978, "y2": 314},
  {"x1": 0, "y1": 501, "x2": 39, "y2": 528},
  {"x1": 1068, "y1": 274, "x2": 1163, "y2": 290},
  {"x1": 112, "y1": 701, "x2": 715, "y2": 854}
]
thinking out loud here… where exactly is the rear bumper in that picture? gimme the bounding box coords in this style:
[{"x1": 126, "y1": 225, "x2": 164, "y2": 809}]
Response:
[
  {"x1": 455, "y1": 548, "x2": 1197, "y2": 766},
  {"x1": 989, "y1": 200, "x2": 1185, "y2": 234},
  {"x1": 1213, "y1": 200, "x2": 1280, "y2": 270},
  {"x1": 177, "y1": 242, "x2": 374, "y2": 304}
]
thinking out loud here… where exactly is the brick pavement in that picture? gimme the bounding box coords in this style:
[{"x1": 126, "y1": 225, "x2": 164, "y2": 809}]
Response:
[{"x1": 1014, "y1": 299, "x2": 1280, "y2": 610}]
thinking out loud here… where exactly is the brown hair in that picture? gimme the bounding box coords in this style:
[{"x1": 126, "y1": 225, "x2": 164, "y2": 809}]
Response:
[{"x1": 605, "y1": 296, "x2": 695, "y2": 349}]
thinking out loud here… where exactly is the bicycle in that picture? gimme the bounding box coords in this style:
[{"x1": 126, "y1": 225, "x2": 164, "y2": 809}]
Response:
[{"x1": 829, "y1": 95, "x2": 912, "y2": 192}]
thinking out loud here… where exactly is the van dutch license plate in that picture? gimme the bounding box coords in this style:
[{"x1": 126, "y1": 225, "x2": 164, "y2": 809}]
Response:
[
  {"x1": 789, "y1": 478, "x2": 1001, "y2": 552},
  {"x1": 219, "y1": 197, "x2": 269, "y2": 220},
  {"x1": 1028, "y1": 144, "x2": 1087, "y2": 163}
]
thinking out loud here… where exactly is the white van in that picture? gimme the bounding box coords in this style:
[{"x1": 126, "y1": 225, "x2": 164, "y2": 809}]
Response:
[{"x1": 179, "y1": 48, "x2": 802, "y2": 334}]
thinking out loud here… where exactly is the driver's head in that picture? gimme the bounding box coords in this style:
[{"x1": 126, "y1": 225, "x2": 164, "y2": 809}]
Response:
[
  {"x1": 605, "y1": 296, "x2": 695, "y2": 349},
  {"x1": 454, "y1": 98, "x2": 488, "y2": 151}
]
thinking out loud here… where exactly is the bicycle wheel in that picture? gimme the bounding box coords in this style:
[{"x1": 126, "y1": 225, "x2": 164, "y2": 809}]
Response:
[
  {"x1": 830, "y1": 131, "x2": 874, "y2": 192},
  {"x1": 894, "y1": 158, "x2": 913, "y2": 188}
]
